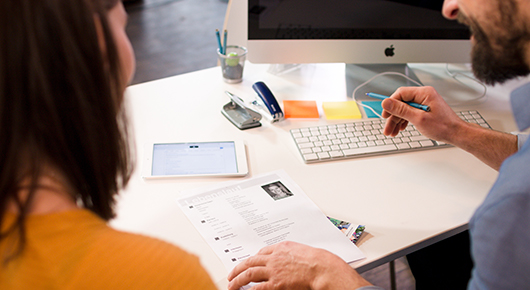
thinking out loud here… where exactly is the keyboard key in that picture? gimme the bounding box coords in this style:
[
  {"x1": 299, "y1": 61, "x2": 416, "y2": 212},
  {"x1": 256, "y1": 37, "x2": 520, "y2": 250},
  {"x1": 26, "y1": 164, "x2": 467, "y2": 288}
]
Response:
[
  {"x1": 296, "y1": 137, "x2": 310, "y2": 143},
  {"x1": 397, "y1": 143, "x2": 410, "y2": 149},
  {"x1": 343, "y1": 144, "x2": 398, "y2": 156},
  {"x1": 303, "y1": 153, "x2": 319, "y2": 161},
  {"x1": 300, "y1": 148, "x2": 313, "y2": 154},
  {"x1": 317, "y1": 152, "x2": 331, "y2": 159},
  {"x1": 420, "y1": 140, "x2": 435, "y2": 147},
  {"x1": 410, "y1": 135, "x2": 429, "y2": 142},
  {"x1": 299, "y1": 143, "x2": 315, "y2": 149}
]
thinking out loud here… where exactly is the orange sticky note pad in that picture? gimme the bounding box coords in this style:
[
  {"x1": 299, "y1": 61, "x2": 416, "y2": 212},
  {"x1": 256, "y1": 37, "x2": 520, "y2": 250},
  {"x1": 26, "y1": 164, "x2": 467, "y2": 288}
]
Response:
[
  {"x1": 322, "y1": 101, "x2": 362, "y2": 120},
  {"x1": 283, "y1": 100, "x2": 319, "y2": 119}
]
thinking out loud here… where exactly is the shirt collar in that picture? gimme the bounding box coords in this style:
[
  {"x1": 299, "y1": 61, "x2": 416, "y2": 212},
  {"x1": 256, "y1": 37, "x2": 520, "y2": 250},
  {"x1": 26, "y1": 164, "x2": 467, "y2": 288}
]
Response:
[{"x1": 510, "y1": 82, "x2": 530, "y2": 131}]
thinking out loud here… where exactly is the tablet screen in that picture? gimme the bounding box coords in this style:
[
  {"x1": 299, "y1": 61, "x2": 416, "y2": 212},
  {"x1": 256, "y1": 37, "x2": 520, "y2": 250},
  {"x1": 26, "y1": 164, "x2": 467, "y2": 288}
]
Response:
[{"x1": 151, "y1": 142, "x2": 238, "y2": 176}]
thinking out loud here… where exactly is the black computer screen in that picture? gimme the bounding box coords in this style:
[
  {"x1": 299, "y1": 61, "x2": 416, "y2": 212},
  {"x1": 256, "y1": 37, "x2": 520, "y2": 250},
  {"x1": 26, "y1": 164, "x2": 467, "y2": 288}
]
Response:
[{"x1": 248, "y1": 0, "x2": 469, "y2": 40}]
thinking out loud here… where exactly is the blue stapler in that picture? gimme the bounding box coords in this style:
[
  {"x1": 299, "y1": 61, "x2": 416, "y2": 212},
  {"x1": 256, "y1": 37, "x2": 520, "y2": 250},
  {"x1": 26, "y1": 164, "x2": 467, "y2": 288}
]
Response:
[{"x1": 252, "y1": 81, "x2": 284, "y2": 122}]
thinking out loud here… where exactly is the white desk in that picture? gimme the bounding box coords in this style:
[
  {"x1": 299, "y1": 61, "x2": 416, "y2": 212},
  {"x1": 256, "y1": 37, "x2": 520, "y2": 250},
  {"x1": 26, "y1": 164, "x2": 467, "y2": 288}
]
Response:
[{"x1": 111, "y1": 62, "x2": 526, "y2": 288}]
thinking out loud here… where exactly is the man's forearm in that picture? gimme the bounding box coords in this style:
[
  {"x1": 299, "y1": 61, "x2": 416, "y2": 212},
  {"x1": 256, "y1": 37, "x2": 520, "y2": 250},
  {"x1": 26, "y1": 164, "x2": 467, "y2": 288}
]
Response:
[{"x1": 451, "y1": 122, "x2": 518, "y2": 171}]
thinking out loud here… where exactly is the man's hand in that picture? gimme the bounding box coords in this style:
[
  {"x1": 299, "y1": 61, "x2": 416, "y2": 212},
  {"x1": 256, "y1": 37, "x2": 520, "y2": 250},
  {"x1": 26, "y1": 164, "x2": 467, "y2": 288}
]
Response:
[
  {"x1": 381, "y1": 86, "x2": 517, "y2": 170},
  {"x1": 227, "y1": 241, "x2": 372, "y2": 290},
  {"x1": 381, "y1": 86, "x2": 466, "y2": 144}
]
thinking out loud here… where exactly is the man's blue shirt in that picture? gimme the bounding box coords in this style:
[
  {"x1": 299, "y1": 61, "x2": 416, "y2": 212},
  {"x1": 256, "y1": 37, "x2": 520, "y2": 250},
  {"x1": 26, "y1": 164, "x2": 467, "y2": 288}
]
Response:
[{"x1": 468, "y1": 82, "x2": 530, "y2": 289}]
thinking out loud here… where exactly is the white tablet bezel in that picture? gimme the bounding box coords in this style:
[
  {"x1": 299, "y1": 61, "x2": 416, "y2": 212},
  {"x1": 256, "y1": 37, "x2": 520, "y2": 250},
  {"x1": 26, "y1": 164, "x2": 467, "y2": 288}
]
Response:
[{"x1": 142, "y1": 140, "x2": 249, "y2": 179}]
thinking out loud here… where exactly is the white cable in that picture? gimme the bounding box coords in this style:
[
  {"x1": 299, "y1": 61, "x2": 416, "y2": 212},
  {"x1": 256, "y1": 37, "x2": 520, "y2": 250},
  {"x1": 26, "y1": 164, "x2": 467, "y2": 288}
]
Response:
[
  {"x1": 351, "y1": 66, "x2": 489, "y2": 118},
  {"x1": 352, "y1": 72, "x2": 422, "y2": 119},
  {"x1": 444, "y1": 63, "x2": 488, "y2": 106}
]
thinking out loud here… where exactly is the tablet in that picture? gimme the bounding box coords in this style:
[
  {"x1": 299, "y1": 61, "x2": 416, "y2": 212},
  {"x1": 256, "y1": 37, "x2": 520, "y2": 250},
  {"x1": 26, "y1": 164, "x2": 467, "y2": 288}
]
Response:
[{"x1": 142, "y1": 141, "x2": 248, "y2": 178}]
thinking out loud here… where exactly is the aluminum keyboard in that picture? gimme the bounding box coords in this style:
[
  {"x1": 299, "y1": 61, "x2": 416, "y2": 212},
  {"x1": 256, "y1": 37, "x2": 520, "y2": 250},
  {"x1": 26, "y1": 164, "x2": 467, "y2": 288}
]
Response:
[{"x1": 290, "y1": 110, "x2": 491, "y2": 163}]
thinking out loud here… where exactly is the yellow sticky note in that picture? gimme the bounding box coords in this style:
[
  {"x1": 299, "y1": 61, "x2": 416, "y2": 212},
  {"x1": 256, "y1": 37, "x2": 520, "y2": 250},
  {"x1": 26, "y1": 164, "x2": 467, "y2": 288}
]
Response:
[
  {"x1": 283, "y1": 100, "x2": 319, "y2": 119},
  {"x1": 322, "y1": 101, "x2": 362, "y2": 119}
]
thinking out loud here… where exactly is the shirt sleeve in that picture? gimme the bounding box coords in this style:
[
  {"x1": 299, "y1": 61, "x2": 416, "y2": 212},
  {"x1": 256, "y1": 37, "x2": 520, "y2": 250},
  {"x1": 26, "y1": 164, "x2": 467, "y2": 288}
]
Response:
[{"x1": 517, "y1": 133, "x2": 529, "y2": 150}]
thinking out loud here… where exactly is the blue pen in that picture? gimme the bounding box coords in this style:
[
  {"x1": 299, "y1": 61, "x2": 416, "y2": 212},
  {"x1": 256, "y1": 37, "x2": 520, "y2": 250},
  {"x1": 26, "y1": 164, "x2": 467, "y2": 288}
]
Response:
[
  {"x1": 366, "y1": 92, "x2": 431, "y2": 112},
  {"x1": 223, "y1": 30, "x2": 227, "y2": 56},
  {"x1": 216, "y1": 29, "x2": 223, "y2": 55}
]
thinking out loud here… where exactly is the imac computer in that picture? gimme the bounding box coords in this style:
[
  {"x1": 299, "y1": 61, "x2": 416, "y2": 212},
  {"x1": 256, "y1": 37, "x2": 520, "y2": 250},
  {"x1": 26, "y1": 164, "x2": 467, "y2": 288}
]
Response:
[{"x1": 245, "y1": 0, "x2": 472, "y2": 98}]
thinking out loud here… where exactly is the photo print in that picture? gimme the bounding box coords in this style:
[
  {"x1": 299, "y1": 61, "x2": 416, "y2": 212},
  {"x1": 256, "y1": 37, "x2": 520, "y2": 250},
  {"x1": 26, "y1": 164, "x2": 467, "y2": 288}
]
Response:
[{"x1": 261, "y1": 181, "x2": 293, "y2": 201}]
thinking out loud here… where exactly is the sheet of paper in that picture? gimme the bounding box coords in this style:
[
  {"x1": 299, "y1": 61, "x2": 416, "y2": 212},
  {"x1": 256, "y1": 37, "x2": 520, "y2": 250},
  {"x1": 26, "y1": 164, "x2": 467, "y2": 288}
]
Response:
[
  {"x1": 283, "y1": 100, "x2": 320, "y2": 118},
  {"x1": 177, "y1": 170, "x2": 365, "y2": 272},
  {"x1": 322, "y1": 101, "x2": 362, "y2": 119}
]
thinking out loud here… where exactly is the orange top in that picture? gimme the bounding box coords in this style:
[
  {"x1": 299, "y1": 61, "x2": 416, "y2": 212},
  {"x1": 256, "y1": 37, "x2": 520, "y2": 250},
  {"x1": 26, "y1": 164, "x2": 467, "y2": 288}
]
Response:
[{"x1": 0, "y1": 209, "x2": 217, "y2": 289}]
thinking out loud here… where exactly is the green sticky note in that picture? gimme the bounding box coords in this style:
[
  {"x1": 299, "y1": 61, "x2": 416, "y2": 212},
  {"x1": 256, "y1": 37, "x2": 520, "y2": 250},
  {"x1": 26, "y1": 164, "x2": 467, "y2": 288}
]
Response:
[{"x1": 322, "y1": 101, "x2": 362, "y2": 120}]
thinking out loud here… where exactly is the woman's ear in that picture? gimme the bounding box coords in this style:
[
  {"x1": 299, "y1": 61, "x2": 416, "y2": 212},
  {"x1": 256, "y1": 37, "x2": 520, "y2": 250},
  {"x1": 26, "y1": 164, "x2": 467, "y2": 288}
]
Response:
[{"x1": 93, "y1": 15, "x2": 108, "y2": 59}]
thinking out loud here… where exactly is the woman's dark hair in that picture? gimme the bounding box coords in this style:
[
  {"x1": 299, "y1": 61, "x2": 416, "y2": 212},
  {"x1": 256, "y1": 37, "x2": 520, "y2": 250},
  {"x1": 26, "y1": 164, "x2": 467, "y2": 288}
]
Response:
[{"x1": 0, "y1": 0, "x2": 133, "y2": 260}]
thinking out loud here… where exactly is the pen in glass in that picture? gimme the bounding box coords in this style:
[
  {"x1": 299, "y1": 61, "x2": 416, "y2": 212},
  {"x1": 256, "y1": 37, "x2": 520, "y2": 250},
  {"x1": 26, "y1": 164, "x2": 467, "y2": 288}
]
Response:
[
  {"x1": 216, "y1": 29, "x2": 224, "y2": 55},
  {"x1": 366, "y1": 92, "x2": 431, "y2": 112}
]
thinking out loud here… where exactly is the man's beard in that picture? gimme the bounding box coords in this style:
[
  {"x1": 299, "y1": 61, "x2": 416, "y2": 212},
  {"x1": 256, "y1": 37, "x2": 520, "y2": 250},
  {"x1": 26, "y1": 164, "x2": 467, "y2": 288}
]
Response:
[{"x1": 458, "y1": 8, "x2": 530, "y2": 85}]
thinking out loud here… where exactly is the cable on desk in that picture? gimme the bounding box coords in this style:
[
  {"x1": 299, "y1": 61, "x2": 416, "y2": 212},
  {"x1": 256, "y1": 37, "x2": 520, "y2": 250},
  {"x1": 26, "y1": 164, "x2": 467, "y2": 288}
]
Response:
[
  {"x1": 352, "y1": 72, "x2": 422, "y2": 119},
  {"x1": 351, "y1": 64, "x2": 489, "y2": 118},
  {"x1": 444, "y1": 63, "x2": 488, "y2": 106}
]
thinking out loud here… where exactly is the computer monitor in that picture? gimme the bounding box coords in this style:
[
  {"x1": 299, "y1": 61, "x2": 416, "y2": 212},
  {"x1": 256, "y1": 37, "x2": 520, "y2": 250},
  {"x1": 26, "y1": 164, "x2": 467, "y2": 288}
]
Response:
[{"x1": 245, "y1": 0, "x2": 472, "y2": 97}]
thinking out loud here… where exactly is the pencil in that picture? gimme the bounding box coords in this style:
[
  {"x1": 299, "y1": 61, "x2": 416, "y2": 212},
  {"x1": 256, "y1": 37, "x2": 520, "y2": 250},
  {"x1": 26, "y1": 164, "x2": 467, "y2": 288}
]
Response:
[
  {"x1": 223, "y1": 29, "x2": 227, "y2": 56},
  {"x1": 216, "y1": 29, "x2": 223, "y2": 55},
  {"x1": 366, "y1": 92, "x2": 431, "y2": 112}
]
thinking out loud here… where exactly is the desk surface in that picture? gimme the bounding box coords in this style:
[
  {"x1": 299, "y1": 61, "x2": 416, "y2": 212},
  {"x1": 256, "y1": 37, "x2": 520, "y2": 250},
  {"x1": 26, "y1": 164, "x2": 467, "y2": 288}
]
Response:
[{"x1": 111, "y1": 62, "x2": 526, "y2": 288}]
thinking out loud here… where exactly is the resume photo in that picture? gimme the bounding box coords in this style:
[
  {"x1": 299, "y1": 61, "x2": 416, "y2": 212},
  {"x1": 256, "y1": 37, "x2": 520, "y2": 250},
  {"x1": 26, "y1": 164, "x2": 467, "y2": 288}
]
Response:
[{"x1": 261, "y1": 181, "x2": 293, "y2": 201}]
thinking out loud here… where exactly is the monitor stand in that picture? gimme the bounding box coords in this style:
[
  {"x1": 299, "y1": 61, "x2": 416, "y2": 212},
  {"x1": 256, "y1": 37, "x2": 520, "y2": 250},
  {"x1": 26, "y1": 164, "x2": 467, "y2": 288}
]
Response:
[{"x1": 345, "y1": 64, "x2": 423, "y2": 101}]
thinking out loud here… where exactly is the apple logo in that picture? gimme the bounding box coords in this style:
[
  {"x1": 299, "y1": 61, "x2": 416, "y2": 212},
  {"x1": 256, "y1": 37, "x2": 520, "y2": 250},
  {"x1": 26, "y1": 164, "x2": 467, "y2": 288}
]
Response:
[{"x1": 385, "y1": 45, "x2": 395, "y2": 57}]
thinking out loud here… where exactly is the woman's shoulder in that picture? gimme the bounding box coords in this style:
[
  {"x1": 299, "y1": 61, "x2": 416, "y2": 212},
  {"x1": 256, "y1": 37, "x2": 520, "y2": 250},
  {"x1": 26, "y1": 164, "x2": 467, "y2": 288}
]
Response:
[{"x1": 68, "y1": 209, "x2": 217, "y2": 289}]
